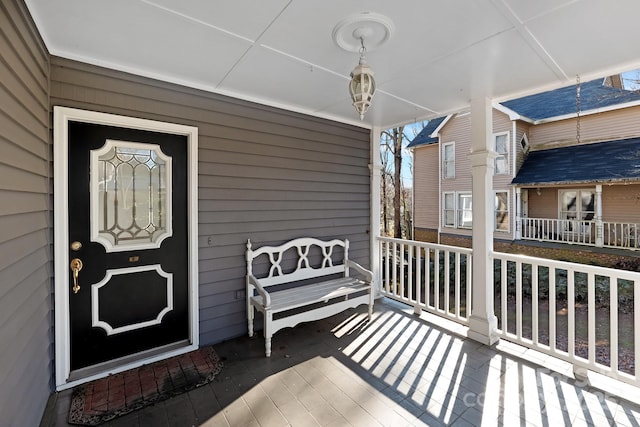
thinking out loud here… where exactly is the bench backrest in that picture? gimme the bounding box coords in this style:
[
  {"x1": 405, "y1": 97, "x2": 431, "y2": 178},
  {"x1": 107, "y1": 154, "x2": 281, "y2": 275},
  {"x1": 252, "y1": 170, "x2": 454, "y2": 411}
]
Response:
[{"x1": 246, "y1": 237, "x2": 350, "y2": 287}]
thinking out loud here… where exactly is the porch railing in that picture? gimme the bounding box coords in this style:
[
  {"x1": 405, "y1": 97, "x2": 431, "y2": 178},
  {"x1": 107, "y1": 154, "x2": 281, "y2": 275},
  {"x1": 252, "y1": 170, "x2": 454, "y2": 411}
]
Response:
[
  {"x1": 378, "y1": 237, "x2": 472, "y2": 326},
  {"x1": 603, "y1": 222, "x2": 640, "y2": 249},
  {"x1": 520, "y1": 217, "x2": 640, "y2": 250},
  {"x1": 376, "y1": 237, "x2": 640, "y2": 387},
  {"x1": 520, "y1": 217, "x2": 596, "y2": 245},
  {"x1": 494, "y1": 251, "x2": 640, "y2": 387}
]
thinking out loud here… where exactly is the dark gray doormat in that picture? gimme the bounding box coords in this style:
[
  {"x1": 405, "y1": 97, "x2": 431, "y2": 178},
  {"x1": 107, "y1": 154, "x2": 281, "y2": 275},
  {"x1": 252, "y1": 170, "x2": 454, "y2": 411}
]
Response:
[{"x1": 68, "y1": 346, "x2": 223, "y2": 426}]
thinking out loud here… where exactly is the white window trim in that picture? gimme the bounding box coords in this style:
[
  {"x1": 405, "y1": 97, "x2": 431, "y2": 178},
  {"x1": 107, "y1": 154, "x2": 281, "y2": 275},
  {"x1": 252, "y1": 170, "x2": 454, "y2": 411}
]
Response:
[
  {"x1": 443, "y1": 192, "x2": 455, "y2": 228},
  {"x1": 493, "y1": 131, "x2": 510, "y2": 175},
  {"x1": 457, "y1": 192, "x2": 473, "y2": 229},
  {"x1": 442, "y1": 142, "x2": 455, "y2": 179},
  {"x1": 494, "y1": 190, "x2": 510, "y2": 233},
  {"x1": 443, "y1": 191, "x2": 476, "y2": 229}
]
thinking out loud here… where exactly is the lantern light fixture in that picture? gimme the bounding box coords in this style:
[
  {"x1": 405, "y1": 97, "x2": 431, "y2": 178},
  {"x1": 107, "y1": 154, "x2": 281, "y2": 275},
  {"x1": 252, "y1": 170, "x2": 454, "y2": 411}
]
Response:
[
  {"x1": 332, "y1": 13, "x2": 394, "y2": 121},
  {"x1": 349, "y1": 36, "x2": 376, "y2": 120}
]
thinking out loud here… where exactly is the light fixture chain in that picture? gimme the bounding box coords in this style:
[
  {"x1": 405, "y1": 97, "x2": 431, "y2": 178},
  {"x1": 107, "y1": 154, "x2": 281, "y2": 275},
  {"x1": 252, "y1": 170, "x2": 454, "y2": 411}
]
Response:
[{"x1": 358, "y1": 37, "x2": 367, "y2": 62}]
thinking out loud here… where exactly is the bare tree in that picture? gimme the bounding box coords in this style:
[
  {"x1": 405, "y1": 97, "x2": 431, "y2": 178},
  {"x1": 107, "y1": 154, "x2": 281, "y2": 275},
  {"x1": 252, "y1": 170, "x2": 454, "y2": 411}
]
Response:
[
  {"x1": 379, "y1": 136, "x2": 396, "y2": 236},
  {"x1": 392, "y1": 127, "x2": 404, "y2": 238},
  {"x1": 380, "y1": 123, "x2": 424, "y2": 239},
  {"x1": 381, "y1": 126, "x2": 408, "y2": 238},
  {"x1": 380, "y1": 151, "x2": 392, "y2": 236}
]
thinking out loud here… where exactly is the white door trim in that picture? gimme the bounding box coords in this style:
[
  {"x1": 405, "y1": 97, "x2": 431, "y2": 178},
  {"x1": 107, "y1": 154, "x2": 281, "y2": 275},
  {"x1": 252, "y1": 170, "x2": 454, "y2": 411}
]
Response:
[{"x1": 53, "y1": 106, "x2": 199, "y2": 391}]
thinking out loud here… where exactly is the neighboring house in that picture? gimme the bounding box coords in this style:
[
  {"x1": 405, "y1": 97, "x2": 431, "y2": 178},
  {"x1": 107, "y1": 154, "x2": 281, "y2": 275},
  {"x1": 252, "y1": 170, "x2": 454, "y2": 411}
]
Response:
[{"x1": 410, "y1": 77, "x2": 640, "y2": 251}]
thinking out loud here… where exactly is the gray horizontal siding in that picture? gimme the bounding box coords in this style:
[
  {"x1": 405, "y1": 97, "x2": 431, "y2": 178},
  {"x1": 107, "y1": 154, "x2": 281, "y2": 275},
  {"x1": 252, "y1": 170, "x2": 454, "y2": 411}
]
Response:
[
  {"x1": 0, "y1": 1, "x2": 51, "y2": 426},
  {"x1": 50, "y1": 57, "x2": 371, "y2": 347}
]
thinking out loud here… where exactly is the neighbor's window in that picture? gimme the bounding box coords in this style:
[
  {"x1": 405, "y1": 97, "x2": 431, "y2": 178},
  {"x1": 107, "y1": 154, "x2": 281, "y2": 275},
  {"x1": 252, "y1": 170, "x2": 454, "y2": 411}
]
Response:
[
  {"x1": 443, "y1": 142, "x2": 455, "y2": 179},
  {"x1": 443, "y1": 192, "x2": 455, "y2": 227},
  {"x1": 495, "y1": 191, "x2": 509, "y2": 232},
  {"x1": 457, "y1": 193, "x2": 473, "y2": 228},
  {"x1": 494, "y1": 132, "x2": 509, "y2": 174},
  {"x1": 559, "y1": 189, "x2": 595, "y2": 221}
]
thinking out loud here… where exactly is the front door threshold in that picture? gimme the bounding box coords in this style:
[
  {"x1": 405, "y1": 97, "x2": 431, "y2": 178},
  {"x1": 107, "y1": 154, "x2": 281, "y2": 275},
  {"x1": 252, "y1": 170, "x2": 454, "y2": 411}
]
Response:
[{"x1": 59, "y1": 341, "x2": 196, "y2": 391}]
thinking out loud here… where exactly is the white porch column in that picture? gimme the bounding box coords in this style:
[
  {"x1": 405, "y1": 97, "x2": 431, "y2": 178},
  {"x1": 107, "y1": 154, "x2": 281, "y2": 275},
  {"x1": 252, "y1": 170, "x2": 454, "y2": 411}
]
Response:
[
  {"x1": 468, "y1": 97, "x2": 499, "y2": 346},
  {"x1": 370, "y1": 127, "x2": 382, "y2": 297},
  {"x1": 515, "y1": 187, "x2": 522, "y2": 240},
  {"x1": 595, "y1": 184, "x2": 603, "y2": 247}
]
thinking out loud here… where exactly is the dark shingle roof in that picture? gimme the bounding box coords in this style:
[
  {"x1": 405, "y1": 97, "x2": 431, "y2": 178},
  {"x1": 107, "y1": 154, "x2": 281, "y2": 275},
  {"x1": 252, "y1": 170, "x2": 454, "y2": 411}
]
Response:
[
  {"x1": 501, "y1": 79, "x2": 640, "y2": 121},
  {"x1": 407, "y1": 116, "x2": 447, "y2": 148},
  {"x1": 511, "y1": 137, "x2": 640, "y2": 186}
]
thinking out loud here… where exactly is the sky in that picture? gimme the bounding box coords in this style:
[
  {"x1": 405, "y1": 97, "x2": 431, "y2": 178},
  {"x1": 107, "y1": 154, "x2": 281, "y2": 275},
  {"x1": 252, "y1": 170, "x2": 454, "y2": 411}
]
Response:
[{"x1": 622, "y1": 70, "x2": 640, "y2": 90}]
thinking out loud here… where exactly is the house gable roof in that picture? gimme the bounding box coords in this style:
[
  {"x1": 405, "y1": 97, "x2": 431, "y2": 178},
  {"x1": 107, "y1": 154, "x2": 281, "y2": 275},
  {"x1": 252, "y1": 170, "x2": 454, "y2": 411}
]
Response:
[
  {"x1": 501, "y1": 79, "x2": 640, "y2": 122},
  {"x1": 511, "y1": 137, "x2": 640, "y2": 186},
  {"x1": 407, "y1": 116, "x2": 448, "y2": 148}
]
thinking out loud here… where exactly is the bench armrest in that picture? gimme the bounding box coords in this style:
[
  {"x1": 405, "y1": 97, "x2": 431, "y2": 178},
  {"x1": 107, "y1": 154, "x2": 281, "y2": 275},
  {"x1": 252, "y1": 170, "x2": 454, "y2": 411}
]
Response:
[
  {"x1": 248, "y1": 274, "x2": 271, "y2": 308},
  {"x1": 346, "y1": 260, "x2": 374, "y2": 283}
]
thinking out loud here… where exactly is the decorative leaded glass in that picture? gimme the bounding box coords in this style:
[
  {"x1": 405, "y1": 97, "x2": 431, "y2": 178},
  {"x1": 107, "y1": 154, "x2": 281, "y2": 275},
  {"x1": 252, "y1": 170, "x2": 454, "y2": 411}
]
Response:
[{"x1": 90, "y1": 140, "x2": 172, "y2": 252}]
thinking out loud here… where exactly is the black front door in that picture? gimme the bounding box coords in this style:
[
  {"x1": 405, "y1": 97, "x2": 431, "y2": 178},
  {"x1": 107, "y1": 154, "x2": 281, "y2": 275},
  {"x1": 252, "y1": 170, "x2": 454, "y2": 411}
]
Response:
[{"x1": 67, "y1": 121, "x2": 189, "y2": 371}]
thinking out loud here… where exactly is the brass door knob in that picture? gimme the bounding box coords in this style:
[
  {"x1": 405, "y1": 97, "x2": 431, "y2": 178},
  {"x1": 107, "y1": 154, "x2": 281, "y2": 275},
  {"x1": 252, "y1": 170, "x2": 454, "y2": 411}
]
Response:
[{"x1": 70, "y1": 258, "x2": 83, "y2": 294}]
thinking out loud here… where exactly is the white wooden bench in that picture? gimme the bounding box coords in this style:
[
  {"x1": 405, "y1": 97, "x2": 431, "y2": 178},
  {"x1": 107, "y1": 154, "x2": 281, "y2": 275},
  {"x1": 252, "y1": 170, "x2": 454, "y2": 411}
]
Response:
[{"x1": 246, "y1": 237, "x2": 374, "y2": 357}]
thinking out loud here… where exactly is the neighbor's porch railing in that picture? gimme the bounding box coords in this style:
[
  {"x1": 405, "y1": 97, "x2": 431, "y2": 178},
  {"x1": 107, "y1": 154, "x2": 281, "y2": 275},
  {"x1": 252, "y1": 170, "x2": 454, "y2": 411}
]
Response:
[
  {"x1": 521, "y1": 217, "x2": 640, "y2": 250},
  {"x1": 603, "y1": 222, "x2": 640, "y2": 249},
  {"x1": 377, "y1": 237, "x2": 640, "y2": 387},
  {"x1": 493, "y1": 252, "x2": 640, "y2": 387},
  {"x1": 378, "y1": 237, "x2": 472, "y2": 326},
  {"x1": 520, "y1": 217, "x2": 596, "y2": 245}
]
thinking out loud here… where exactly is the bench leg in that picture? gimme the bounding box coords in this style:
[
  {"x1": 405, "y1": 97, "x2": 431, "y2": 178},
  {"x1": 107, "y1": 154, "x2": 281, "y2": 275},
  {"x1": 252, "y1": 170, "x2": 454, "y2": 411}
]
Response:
[
  {"x1": 265, "y1": 311, "x2": 273, "y2": 357},
  {"x1": 265, "y1": 337, "x2": 272, "y2": 358},
  {"x1": 368, "y1": 292, "x2": 374, "y2": 320},
  {"x1": 247, "y1": 301, "x2": 254, "y2": 337}
]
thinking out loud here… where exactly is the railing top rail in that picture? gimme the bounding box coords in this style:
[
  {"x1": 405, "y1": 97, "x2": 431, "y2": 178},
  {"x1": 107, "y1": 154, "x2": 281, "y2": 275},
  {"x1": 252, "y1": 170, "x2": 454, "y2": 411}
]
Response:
[
  {"x1": 493, "y1": 250, "x2": 640, "y2": 281},
  {"x1": 377, "y1": 236, "x2": 473, "y2": 255},
  {"x1": 602, "y1": 220, "x2": 640, "y2": 226},
  {"x1": 524, "y1": 218, "x2": 592, "y2": 222},
  {"x1": 524, "y1": 217, "x2": 640, "y2": 227}
]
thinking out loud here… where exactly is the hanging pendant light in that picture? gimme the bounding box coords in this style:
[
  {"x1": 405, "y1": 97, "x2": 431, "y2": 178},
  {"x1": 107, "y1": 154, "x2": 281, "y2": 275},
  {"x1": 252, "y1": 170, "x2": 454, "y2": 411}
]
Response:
[
  {"x1": 349, "y1": 37, "x2": 376, "y2": 120},
  {"x1": 332, "y1": 13, "x2": 393, "y2": 121}
]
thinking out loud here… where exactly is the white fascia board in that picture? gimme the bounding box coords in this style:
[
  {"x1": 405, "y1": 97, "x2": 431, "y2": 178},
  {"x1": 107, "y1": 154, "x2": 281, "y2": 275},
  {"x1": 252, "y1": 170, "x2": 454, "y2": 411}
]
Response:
[
  {"x1": 429, "y1": 114, "x2": 454, "y2": 138},
  {"x1": 492, "y1": 102, "x2": 534, "y2": 123},
  {"x1": 532, "y1": 99, "x2": 640, "y2": 125},
  {"x1": 407, "y1": 113, "x2": 453, "y2": 152}
]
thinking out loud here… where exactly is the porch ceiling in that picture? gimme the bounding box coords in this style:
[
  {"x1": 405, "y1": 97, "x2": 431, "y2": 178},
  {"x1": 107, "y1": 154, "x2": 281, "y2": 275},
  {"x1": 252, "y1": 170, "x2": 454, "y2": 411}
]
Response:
[{"x1": 25, "y1": 0, "x2": 640, "y2": 129}]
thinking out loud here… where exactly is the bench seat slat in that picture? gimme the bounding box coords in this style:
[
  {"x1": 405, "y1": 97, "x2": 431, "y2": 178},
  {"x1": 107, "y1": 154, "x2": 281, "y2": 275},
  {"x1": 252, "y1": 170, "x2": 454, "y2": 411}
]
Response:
[{"x1": 250, "y1": 277, "x2": 370, "y2": 313}]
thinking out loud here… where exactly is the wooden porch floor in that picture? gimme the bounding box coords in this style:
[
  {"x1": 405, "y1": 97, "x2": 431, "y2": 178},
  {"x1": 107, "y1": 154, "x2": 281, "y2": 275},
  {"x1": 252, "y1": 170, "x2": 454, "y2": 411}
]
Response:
[{"x1": 42, "y1": 298, "x2": 640, "y2": 426}]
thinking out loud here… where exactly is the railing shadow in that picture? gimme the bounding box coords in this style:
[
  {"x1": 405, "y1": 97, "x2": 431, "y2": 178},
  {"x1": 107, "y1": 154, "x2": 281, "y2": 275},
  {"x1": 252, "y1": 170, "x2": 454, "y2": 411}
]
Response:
[
  {"x1": 144, "y1": 298, "x2": 640, "y2": 427},
  {"x1": 328, "y1": 299, "x2": 640, "y2": 425}
]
